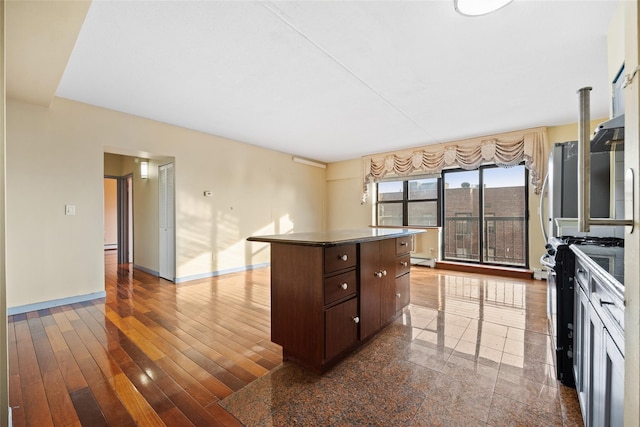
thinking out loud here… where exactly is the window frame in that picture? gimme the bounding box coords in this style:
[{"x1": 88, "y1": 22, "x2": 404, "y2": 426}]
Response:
[
  {"x1": 441, "y1": 163, "x2": 529, "y2": 268},
  {"x1": 376, "y1": 178, "x2": 441, "y2": 227}
]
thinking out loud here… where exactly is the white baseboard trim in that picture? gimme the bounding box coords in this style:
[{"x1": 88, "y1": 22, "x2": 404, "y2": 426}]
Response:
[
  {"x1": 175, "y1": 263, "x2": 270, "y2": 284},
  {"x1": 133, "y1": 264, "x2": 159, "y2": 277},
  {"x1": 8, "y1": 291, "x2": 107, "y2": 316}
]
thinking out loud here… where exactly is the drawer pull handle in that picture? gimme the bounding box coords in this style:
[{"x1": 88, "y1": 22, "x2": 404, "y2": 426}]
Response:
[
  {"x1": 375, "y1": 271, "x2": 383, "y2": 278},
  {"x1": 577, "y1": 268, "x2": 585, "y2": 274},
  {"x1": 396, "y1": 293, "x2": 401, "y2": 298},
  {"x1": 382, "y1": 270, "x2": 387, "y2": 276},
  {"x1": 352, "y1": 316, "x2": 360, "y2": 324},
  {"x1": 599, "y1": 298, "x2": 615, "y2": 306},
  {"x1": 400, "y1": 242, "x2": 408, "y2": 246},
  {"x1": 400, "y1": 261, "x2": 408, "y2": 267},
  {"x1": 340, "y1": 283, "x2": 348, "y2": 290},
  {"x1": 339, "y1": 254, "x2": 348, "y2": 261}
]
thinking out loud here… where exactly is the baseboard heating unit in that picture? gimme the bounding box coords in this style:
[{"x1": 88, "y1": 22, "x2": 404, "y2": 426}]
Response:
[{"x1": 411, "y1": 257, "x2": 436, "y2": 268}]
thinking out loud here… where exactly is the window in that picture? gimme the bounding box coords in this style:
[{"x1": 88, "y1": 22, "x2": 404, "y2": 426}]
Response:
[
  {"x1": 442, "y1": 165, "x2": 528, "y2": 267},
  {"x1": 376, "y1": 178, "x2": 440, "y2": 226}
]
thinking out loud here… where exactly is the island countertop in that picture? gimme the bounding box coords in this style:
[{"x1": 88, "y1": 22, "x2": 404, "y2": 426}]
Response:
[{"x1": 247, "y1": 227, "x2": 425, "y2": 247}]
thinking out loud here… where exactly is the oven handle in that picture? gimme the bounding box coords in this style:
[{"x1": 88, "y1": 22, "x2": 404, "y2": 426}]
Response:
[
  {"x1": 540, "y1": 253, "x2": 555, "y2": 269},
  {"x1": 539, "y1": 172, "x2": 549, "y2": 243}
]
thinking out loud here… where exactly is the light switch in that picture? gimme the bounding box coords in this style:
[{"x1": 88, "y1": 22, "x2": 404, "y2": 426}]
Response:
[
  {"x1": 204, "y1": 191, "x2": 212, "y2": 197},
  {"x1": 65, "y1": 205, "x2": 76, "y2": 216}
]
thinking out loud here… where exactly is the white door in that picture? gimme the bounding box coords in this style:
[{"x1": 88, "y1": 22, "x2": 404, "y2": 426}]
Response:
[{"x1": 159, "y1": 163, "x2": 175, "y2": 281}]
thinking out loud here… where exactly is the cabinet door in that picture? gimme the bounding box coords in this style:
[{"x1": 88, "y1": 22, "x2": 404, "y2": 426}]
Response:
[
  {"x1": 325, "y1": 298, "x2": 358, "y2": 361},
  {"x1": 601, "y1": 330, "x2": 624, "y2": 427},
  {"x1": 379, "y1": 239, "x2": 397, "y2": 325},
  {"x1": 395, "y1": 273, "x2": 410, "y2": 312},
  {"x1": 360, "y1": 240, "x2": 381, "y2": 340},
  {"x1": 574, "y1": 285, "x2": 589, "y2": 423},
  {"x1": 360, "y1": 239, "x2": 396, "y2": 339},
  {"x1": 588, "y1": 303, "x2": 604, "y2": 427}
]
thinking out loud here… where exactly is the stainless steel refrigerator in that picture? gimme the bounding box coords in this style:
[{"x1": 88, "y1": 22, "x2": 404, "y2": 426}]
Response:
[{"x1": 544, "y1": 141, "x2": 611, "y2": 240}]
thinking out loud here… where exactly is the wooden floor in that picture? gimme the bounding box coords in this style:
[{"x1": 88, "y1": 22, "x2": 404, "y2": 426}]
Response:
[
  {"x1": 8, "y1": 252, "x2": 280, "y2": 426},
  {"x1": 9, "y1": 252, "x2": 580, "y2": 426}
]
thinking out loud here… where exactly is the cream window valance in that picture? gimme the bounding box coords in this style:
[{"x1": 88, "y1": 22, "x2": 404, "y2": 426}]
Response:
[{"x1": 362, "y1": 127, "x2": 548, "y2": 200}]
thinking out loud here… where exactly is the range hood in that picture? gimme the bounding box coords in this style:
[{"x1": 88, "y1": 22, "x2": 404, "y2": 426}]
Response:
[{"x1": 591, "y1": 114, "x2": 624, "y2": 152}]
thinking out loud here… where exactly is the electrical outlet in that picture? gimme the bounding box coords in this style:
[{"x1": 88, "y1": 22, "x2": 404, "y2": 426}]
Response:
[{"x1": 65, "y1": 205, "x2": 76, "y2": 216}]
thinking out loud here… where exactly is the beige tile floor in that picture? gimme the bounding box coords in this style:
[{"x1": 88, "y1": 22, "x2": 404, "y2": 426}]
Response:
[{"x1": 220, "y1": 267, "x2": 583, "y2": 426}]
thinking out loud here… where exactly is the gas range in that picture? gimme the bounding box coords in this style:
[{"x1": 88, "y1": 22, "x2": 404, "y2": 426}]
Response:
[
  {"x1": 546, "y1": 235, "x2": 624, "y2": 257},
  {"x1": 541, "y1": 234, "x2": 624, "y2": 388}
]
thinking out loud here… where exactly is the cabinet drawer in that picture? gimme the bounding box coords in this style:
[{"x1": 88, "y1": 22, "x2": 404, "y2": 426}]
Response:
[
  {"x1": 575, "y1": 257, "x2": 590, "y2": 291},
  {"x1": 396, "y1": 254, "x2": 410, "y2": 277},
  {"x1": 395, "y1": 273, "x2": 410, "y2": 312},
  {"x1": 396, "y1": 236, "x2": 412, "y2": 255},
  {"x1": 324, "y1": 244, "x2": 357, "y2": 274},
  {"x1": 325, "y1": 297, "x2": 358, "y2": 361},
  {"x1": 590, "y1": 273, "x2": 625, "y2": 338},
  {"x1": 324, "y1": 270, "x2": 357, "y2": 306}
]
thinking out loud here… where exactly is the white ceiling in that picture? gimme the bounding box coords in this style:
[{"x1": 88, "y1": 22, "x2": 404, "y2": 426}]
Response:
[{"x1": 55, "y1": 0, "x2": 619, "y2": 163}]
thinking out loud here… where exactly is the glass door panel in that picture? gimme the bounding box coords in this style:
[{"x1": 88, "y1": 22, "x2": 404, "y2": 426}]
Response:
[
  {"x1": 443, "y1": 170, "x2": 480, "y2": 262},
  {"x1": 482, "y1": 166, "x2": 526, "y2": 266}
]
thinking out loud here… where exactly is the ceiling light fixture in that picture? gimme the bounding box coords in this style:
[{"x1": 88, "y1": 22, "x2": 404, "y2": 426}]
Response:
[{"x1": 454, "y1": 0, "x2": 514, "y2": 17}]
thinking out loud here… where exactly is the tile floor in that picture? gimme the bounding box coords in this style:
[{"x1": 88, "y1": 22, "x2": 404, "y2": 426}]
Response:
[{"x1": 219, "y1": 268, "x2": 583, "y2": 426}]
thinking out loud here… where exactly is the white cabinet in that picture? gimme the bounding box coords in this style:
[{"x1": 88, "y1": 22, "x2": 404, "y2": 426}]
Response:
[
  {"x1": 573, "y1": 283, "x2": 590, "y2": 419},
  {"x1": 572, "y1": 249, "x2": 624, "y2": 427},
  {"x1": 601, "y1": 331, "x2": 624, "y2": 426}
]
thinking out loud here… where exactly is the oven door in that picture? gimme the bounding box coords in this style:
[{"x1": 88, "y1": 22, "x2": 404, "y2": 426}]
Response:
[{"x1": 541, "y1": 253, "x2": 558, "y2": 346}]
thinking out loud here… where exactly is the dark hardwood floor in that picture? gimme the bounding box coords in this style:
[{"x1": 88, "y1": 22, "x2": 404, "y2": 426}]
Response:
[{"x1": 9, "y1": 252, "x2": 278, "y2": 426}]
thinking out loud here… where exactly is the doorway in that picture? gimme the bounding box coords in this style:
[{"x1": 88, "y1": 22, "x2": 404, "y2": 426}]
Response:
[
  {"x1": 104, "y1": 177, "x2": 118, "y2": 251},
  {"x1": 104, "y1": 174, "x2": 133, "y2": 264},
  {"x1": 159, "y1": 162, "x2": 175, "y2": 281}
]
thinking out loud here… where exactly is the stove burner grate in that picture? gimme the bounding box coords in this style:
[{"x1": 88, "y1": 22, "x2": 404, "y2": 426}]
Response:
[{"x1": 561, "y1": 236, "x2": 624, "y2": 247}]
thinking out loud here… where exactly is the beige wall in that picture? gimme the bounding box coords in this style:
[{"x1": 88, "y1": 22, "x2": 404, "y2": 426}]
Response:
[
  {"x1": 6, "y1": 100, "x2": 105, "y2": 308},
  {"x1": 326, "y1": 159, "x2": 370, "y2": 230},
  {"x1": 104, "y1": 152, "x2": 123, "y2": 176},
  {"x1": 6, "y1": 96, "x2": 326, "y2": 307}
]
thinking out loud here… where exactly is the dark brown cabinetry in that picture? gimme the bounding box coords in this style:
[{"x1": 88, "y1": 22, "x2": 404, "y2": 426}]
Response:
[
  {"x1": 269, "y1": 242, "x2": 359, "y2": 373},
  {"x1": 395, "y1": 235, "x2": 412, "y2": 311},
  {"x1": 360, "y1": 239, "x2": 396, "y2": 340},
  {"x1": 247, "y1": 228, "x2": 424, "y2": 373},
  {"x1": 325, "y1": 297, "x2": 358, "y2": 361}
]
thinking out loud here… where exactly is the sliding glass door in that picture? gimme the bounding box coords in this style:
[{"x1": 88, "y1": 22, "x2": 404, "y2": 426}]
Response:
[
  {"x1": 443, "y1": 165, "x2": 528, "y2": 267},
  {"x1": 443, "y1": 170, "x2": 480, "y2": 262}
]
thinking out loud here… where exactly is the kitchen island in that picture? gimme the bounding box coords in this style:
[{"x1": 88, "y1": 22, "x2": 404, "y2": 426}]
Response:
[{"x1": 247, "y1": 228, "x2": 425, "y2": 373}]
